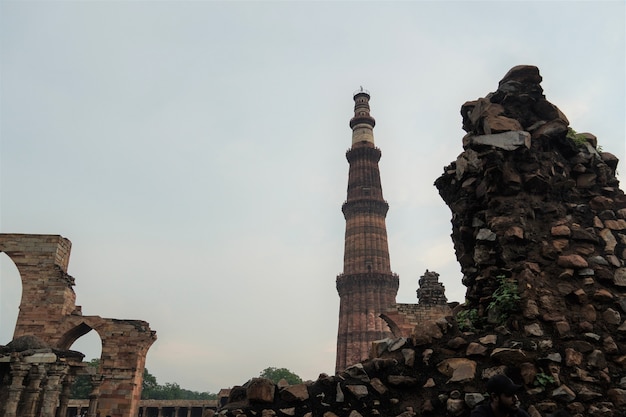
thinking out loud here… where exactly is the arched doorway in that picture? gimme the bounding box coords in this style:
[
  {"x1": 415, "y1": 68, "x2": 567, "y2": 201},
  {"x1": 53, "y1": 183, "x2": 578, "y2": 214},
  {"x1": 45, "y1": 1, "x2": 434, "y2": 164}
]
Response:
[{"x1": 66, "y1": 324, "x2": 103, "y2": 361}]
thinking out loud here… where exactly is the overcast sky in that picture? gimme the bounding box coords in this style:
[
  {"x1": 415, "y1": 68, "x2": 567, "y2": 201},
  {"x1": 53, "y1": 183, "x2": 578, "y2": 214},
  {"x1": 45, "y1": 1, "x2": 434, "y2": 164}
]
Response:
[{"x1": 1, "y1": 1, "x2": 624, "y2": 394}]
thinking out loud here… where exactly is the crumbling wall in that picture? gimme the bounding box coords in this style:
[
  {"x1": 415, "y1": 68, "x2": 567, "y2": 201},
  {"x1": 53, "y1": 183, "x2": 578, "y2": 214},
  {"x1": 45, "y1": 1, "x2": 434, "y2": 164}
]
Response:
[
  {"x1": 0, "y1": 234, "x2": 157, "y2": 417},
  {"x1": 382, "y1": 270, "x2": 453, "y2": 338},
  {"x1": 214, "y1": 66, "x2": 626, "y2": 417}
]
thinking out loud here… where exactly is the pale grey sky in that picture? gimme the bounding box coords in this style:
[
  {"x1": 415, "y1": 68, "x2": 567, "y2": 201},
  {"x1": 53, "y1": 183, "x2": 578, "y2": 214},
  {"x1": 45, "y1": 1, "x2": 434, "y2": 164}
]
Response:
[{"x1": 1, "y1": 1, "x2": 624, "y2": 393}]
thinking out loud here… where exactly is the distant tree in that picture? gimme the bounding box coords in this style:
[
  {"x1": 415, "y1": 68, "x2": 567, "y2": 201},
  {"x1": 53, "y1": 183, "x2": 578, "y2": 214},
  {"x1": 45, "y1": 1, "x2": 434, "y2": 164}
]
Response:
[
  {"x1": 141, "y1": 369, "x2": 217, "y2": 400},
  {"x1": 141, "y1": 367, "x2": 159, "y2": 399},
  {"x1": 72, "y1": 360, "x2": 216, "y2": 400},
  {"x1": 259, "y1": 367, "x2": 303, "y2": 385},
  {"x1": 70, "y1": 358, "x2": 100, "y2": 399}
]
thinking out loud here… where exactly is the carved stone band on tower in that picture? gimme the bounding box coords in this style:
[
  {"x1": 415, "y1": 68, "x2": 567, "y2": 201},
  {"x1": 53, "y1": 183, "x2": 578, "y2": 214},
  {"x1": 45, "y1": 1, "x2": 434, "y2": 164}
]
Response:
[{"x1": 335, "y1": 90, "x2": 399, "y2": 373}]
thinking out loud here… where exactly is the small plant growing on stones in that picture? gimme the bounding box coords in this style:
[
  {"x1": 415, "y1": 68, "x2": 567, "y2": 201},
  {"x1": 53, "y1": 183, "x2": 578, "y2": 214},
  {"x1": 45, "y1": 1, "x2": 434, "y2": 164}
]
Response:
[
  {"x1": 487, "y1": 275, "x2": 521, "y2": 323},
  {"x1": 533, "y1": 372, "x2": 555, "y2": 388},
  {"x1": 566, "y1": 127, "x2": 588, "y2": 147},
  {"x1": 456, "y1": 308, "x2": 481, "y2": 331}
]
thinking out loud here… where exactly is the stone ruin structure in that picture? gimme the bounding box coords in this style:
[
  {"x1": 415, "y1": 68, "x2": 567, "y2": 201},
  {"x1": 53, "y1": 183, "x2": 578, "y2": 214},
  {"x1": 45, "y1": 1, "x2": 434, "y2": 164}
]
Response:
[
  {"x1": 381, "y1": 270, "x2": 453, "y2": 343},
  {"x1": 1, "y1": 65, "x2": 624, "y2": 417},
  {"x1": 67, "y1": 398, "x2": 218, "y2": 417},
  {"x1": 0, "y1": 234, "x2": 157, "y2": 417},
  {"x1": 214, "y1": 66, "x2": 626, "y2": 417}
]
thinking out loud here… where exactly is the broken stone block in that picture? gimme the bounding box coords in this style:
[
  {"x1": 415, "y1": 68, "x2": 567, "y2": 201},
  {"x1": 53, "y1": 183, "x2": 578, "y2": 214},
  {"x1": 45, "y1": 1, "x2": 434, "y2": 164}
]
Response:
[
  {"x1": 602, "y1": 308, "x2": 621, "y2": 325},
  {"x1": 280, "y1": 384, "x2": 309, "y2": 402},
  {"x1": 524, "y1": 323, "x2": 544, "y2": 337},
  {"x1": 520, "y1": 362, "x2": 537, "y2": 385},
  {"x1": 613, "y1": 268, "x2": 626, "y2": 287},
  {"x1": 557, "y1": 254, "x2": 588, "y2": 269},
  {"x1": 346, "y1": 384, "x2": 368, "y2": 399},
  {"x1": 587, "y1": 350, "x2": 607, "y2": 369},
  {"x1": 386, "y1": 375, "x2": 418, "y2": 387},
  {"x1": 607, "y1": 388, "x2": 626, "y2": 407},
  {"x1": 247, "y1": 378, "x2": 276, "y2": 403},
  {"x1": 551, "y1": 225, "x2": 571, "y2": 237},
  {"x1": 401, "y1": 348, "x2": 415, "y2": 367},
  {"x1": 593, "y1": 289, "x2": 614, "y2": 302},
  {"x1": 468, "y1": 130, "x2": 532, "y2": 151},
  {"x1": 490, "y1": 348, "x2": 527, "y2": 365},
  {"x1": 466, "y1": 342, "x2": 488, "y2": 356},
  {"x1": 369, "y1": 378, "x2": 387, "y2": 395},
  {"x1": 598, "y1": 228, "x2": 618, "y2": 254}
]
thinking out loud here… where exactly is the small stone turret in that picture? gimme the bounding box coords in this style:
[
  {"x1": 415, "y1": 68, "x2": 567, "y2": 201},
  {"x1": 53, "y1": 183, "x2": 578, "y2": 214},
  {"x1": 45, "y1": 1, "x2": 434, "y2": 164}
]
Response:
[{"x1": 416, "y1": 270, "x2": 448, "y2": 306}]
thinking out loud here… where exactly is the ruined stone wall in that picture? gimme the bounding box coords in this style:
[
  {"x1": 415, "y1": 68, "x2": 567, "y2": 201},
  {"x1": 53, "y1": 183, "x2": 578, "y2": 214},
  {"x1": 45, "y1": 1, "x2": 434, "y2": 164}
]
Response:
[
  {"x1": 395, "y1": 303, "x2": 451, "y2": 326},
  {"x1": 380, "y1": 270, "x2": 452, "y2": 340},
  {"x1": 1, "y1": 234, "x2": 78, "y2": 336},
  {"x1": 213, "y1": 67, "x2": 626, "y2": 417},
  {"x1": 0, "y1": 234, "x2": 157, "y2": 417}
]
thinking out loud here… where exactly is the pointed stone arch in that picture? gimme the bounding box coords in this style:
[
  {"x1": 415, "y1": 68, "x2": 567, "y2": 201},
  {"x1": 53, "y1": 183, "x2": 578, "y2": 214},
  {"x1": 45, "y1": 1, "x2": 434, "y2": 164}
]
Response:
[{"x1": 58, "y1": 322, "x2": 95, "y2": 351}]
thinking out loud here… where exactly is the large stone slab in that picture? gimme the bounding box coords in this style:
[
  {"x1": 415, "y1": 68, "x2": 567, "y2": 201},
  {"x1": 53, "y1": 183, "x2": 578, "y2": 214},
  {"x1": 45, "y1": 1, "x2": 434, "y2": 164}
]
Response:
[{"x1": 467, "y1": 131, "x2": 531, "y2": 151}]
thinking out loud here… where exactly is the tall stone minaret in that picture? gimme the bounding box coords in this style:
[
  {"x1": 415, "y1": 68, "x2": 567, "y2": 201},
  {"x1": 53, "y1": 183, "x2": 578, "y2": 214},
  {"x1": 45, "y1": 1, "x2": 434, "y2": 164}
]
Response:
[{"x1": 335, "y1": 89, "x2": 399, "y2": 373}]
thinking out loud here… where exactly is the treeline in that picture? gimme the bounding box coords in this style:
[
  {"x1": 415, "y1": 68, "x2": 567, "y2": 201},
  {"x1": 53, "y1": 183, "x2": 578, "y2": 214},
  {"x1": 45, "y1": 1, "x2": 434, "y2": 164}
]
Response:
[
  {"x1": 142, "y1": 368, "x2": 216, "y2": 400},
  {"x1": 70, "y1": 359, "x2": 216, "y2": 400}
]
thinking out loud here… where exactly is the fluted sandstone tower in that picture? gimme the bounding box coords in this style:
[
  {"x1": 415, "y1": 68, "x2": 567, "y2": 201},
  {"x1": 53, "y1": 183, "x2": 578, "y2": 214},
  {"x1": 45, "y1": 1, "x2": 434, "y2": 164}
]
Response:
[{"x1": 335, "y1": 90, "x2": 399, "y2": 373}]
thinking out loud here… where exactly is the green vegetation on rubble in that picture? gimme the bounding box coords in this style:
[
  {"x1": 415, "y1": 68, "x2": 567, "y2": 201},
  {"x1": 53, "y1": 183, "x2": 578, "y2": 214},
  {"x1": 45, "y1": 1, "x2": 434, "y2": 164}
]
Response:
[
  {"x1": 456, "y1": 308, "x2": 481, "y2": 331},
  {"x1": 566, "y1": 127, "x2": 588, "y2": 147},
  {"x1": 487, "y1": 275, "x2": 521, "y2": 324},
  {"x1": 534, "y1": 372, "x2": 556, "y2": 388},
  {"x1": 456, "y1": 275, "x2": 521, "y2": 330}
]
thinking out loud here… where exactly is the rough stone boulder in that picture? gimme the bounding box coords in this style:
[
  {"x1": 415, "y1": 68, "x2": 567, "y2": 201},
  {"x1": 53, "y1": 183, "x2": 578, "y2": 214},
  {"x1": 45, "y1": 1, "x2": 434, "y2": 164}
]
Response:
[{"x1": 4, "y1": 335, "x2": 50, "y2": 351}]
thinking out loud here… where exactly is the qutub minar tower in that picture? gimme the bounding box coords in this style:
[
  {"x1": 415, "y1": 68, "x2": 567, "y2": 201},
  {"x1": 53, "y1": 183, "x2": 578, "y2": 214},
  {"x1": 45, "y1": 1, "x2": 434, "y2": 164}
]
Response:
[{"x1": 335, "y1": 89, "x2": 399, "y2": 373}]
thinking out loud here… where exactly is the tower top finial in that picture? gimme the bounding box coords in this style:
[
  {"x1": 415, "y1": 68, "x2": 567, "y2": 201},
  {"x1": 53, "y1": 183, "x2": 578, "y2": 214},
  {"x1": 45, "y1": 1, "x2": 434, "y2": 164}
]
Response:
[{"x1": 353, "y1": 86, "x2": 370, "y2": 98}]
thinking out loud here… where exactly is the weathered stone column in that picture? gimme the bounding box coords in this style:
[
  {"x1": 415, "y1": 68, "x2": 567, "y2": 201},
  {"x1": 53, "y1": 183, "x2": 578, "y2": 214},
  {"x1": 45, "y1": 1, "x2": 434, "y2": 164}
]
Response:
[
  {"x1": 186, "y1": 407, "x2": 191, "y2": 417},
  {"x1": 3, "y1": 361, "x2": 30, "y2": 417},
  {"x1": 87, "y1": 375, "x2": 103, "y2": 417},
  {"x1": 56, "y1": 372, "x2": 75, "y2": 417},
  {"x1": 41, "y1": 363, "x2": 68, "y2": 417},
  {"x1": 23, "y1": 364, "x2": 46, "y2": 417},
  {"x1": 157, "y1": 407, "x2": 163, "y2": 417}
]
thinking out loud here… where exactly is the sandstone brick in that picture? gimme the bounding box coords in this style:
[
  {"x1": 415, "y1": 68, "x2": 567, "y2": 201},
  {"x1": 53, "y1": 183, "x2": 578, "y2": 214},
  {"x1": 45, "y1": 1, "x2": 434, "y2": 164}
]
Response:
[
  {"x1": 557, "y1": 254, "x2": 588, "y2": 268},
  {"x1": 581, "y1": 304, "x2": 597, "y2": 322},
  {"x1": 593, "y1": 289, "x2": 614, "y2": 302},
  {"x1": 555, "y1": 321, "x2": 571, "y2": 337},
  {"x1": 604, "y1": 219, "x2": 626, "y2": 230},
  {"x1": 551, "y1": 225, "x2": 571, "y2": 237},
  {"x1": 602, "y1": 308, "x2": 621, "y2": 325}
]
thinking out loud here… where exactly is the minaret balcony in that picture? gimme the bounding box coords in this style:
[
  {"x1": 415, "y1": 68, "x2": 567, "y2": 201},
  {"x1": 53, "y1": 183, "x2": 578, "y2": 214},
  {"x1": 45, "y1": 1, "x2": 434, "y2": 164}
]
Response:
[
  {"x1": 346, "y1": 146, "x2": 382, "y2": 163},
  {"x1": 341, "y1": 199, "x2": 389, "y2": 217},
  {"x1": 349, "y1": 115, "x2": 376, "y2": 129}
]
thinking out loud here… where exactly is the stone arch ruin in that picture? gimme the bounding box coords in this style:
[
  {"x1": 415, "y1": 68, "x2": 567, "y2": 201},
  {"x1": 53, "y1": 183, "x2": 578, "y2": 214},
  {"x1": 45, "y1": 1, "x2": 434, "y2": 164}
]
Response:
[{"x1": 0, "y1": 234, "x2": 157, "y2": 417}]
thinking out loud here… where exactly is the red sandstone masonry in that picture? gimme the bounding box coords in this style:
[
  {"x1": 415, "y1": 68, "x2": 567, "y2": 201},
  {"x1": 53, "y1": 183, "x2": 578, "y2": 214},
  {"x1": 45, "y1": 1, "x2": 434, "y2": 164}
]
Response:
[
  {"x1": 336, "y1": 92, "x2": 400, "y2": 373},
  {"x1": 0, "y1": 234, "x2": 157, "y2": 417}
]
